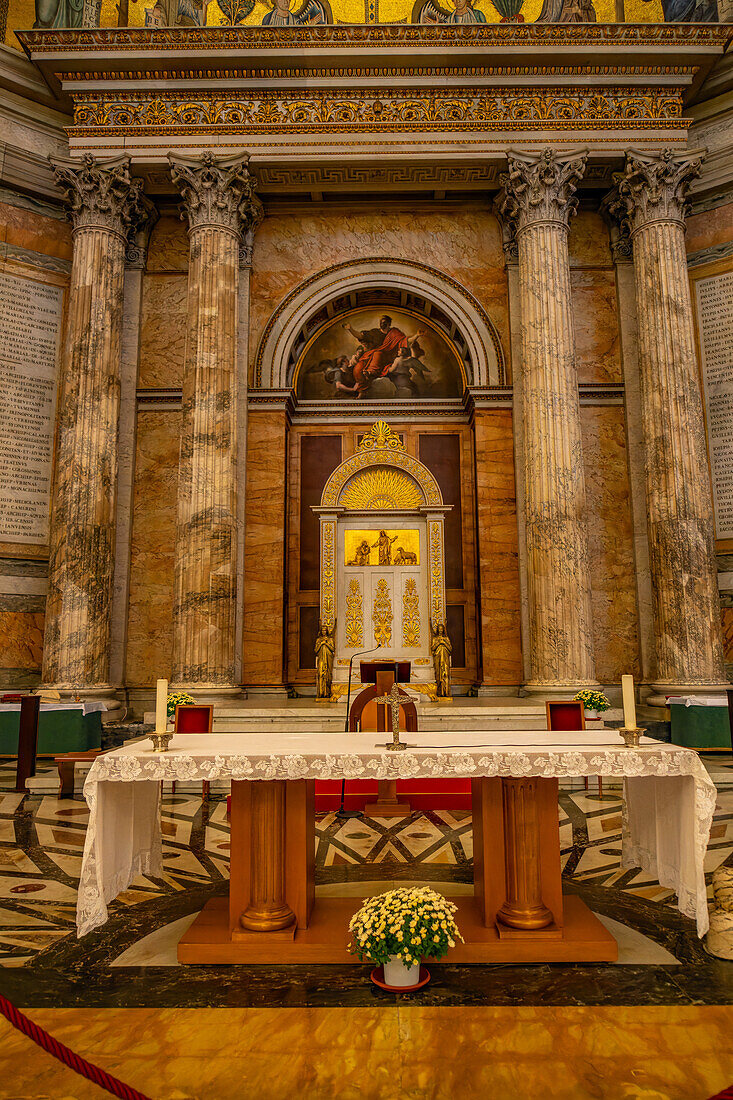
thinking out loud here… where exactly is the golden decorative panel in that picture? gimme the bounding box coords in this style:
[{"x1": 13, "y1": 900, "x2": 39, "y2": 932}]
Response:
[
  {"x1": 428, "y1": 519, "x2": 445, "y2": 627},
  {"x1": 345, "y1": 578, "x2": 364, "y2": 648},
  {"x1": 320, "y1": 520, "x2": 336, "y2": 629},
  {"x1": 373, "y1": 578, "x2": 393, "y2": 647},
  {"x1": 345, "y1": 529, "x2": 420, "y2": 566},
  {"x1": 340, "y1": 469, "x2": 424, "y2": 512},
  {"x1": 402, "y1": 577, "x2": 421, "y2": 648}
]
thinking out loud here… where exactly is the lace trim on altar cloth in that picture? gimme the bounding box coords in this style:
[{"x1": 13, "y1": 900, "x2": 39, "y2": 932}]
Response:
[{"x1": 84, "y1": 746, "x2": 714, "y2": 785}]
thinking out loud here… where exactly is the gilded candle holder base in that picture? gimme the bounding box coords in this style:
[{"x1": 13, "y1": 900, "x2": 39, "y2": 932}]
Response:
[
  {"x1": 149, "y1": 731, "x2": 173, "y2": 752},
  {"x1": 619, "y1": 726, "x2": 645, "y2": 749},
  {"x1": 377, "y1": 740, "x2": 411, "y2": 752}
]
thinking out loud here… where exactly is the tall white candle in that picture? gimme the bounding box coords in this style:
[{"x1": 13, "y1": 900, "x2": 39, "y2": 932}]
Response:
[
  {"x1": 621, "y1": 674, "x2": 636, "y2": 730},
  {"x1": 155, "y1": 679, "x2": 168, "y2": 732}
]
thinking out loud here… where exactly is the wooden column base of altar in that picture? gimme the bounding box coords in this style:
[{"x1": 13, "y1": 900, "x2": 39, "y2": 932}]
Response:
[{"x1": 178, "y1": 776, "x2": 618, "y2": 966}]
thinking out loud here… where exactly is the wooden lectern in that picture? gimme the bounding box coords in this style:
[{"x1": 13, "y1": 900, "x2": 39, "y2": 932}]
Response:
[{"x1": 349, "y1": 661, "x2": 416, "y2": 818}]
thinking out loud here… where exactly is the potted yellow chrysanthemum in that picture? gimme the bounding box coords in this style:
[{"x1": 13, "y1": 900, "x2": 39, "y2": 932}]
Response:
[
  {"x1": 573, "y1": 689, "x2": 611, "y2": 721},
  {"x1": 166, "y1": 691, "x2": 195, "y2": 729},
  {"x1": 348, "y1": 886, "x2": 463, "y2": 989}
]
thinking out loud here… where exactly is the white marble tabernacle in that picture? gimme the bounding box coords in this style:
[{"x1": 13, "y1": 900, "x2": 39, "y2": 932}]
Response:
[{"x1": 76, "y1": 731, "x2": 716, "y2": 939}]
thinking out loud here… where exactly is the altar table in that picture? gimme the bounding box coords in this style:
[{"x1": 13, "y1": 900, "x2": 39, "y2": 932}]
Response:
[{"x1": 76, "y1": 731, "x2": 716, "y2": 965}]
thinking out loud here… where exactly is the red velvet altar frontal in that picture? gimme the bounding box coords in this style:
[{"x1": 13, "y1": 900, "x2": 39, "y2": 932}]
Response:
[{"x1": 315, "y1": 780, "x2": 471, "y2": 812}]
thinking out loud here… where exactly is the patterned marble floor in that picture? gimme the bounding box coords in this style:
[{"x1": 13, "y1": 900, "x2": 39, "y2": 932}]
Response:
[{"x1": 0, "y1": 761, "x2": 733, "y2": 1009}]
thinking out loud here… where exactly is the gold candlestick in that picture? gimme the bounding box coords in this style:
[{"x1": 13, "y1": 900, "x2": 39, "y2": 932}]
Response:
[
  {"x1": 149, "y1": 730, "x2": 173, "y2": 752},
  {"x1": 619, "y1": 726, "x2": 645, "y2": 749}
]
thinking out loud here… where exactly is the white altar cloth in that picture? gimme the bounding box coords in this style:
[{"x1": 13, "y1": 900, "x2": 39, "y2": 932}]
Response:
[{"x1": 76, "y1": 730, "x2": 716, "y2": 939}]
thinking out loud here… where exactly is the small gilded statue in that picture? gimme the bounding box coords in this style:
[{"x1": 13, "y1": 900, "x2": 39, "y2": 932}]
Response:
[
  {"x1": 315, "y1": 619, "x2": 336, "y2": 700},
  {"x1": 430, "y1": 620, "x2": 452, "y2": 699}
]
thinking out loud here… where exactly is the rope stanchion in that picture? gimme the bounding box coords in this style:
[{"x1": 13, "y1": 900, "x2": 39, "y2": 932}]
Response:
[{"x1": 0, "y1": 992, "x2": 151, "y2": 1100}]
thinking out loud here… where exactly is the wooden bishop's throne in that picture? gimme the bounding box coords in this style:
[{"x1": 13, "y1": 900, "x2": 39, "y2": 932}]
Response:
[{"x1": 348, "y1": 660, "x2": 416, "y2": 818}]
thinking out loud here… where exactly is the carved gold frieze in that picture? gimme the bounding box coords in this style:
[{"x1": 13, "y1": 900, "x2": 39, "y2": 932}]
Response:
[
  {"x1": 345, "y1": 577, "x2": 364, "y2": 648},
  {"x1": 373, "y1": 578, "x2": 393, "y2": 648},
  {"x1": 402, "y1": 577, "x2": 420, "y2": 648},
  {"x1": 71, "y1": 88, "x2": 685, "y2": 134}
]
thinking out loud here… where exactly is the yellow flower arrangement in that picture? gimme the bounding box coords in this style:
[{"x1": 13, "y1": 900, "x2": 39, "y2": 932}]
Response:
[
  {"x1": 347, "y1": 887, "x2": 464, "y2": 968},
  {"x1": 166, "y1": 691, "x2": 196, "y2": 720}
]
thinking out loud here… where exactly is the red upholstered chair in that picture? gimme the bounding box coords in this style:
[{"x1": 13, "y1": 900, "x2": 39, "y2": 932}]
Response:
[
  {"x1": 546, "y1": 700, "x2": 601, "y2": 797},
  {"x1": 172, "y1": 704, "x2": 214, "y2": 798}
]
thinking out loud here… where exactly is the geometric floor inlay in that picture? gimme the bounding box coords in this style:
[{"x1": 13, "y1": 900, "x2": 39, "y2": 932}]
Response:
[{"x1": 0, "y1": 759, "x2": 732, "y2": 1007}]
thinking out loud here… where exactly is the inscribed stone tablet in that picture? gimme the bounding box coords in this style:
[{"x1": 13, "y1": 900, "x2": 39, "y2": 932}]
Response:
[{"x1": 0, "y1": 270, "x2": 63, "y2": 545}]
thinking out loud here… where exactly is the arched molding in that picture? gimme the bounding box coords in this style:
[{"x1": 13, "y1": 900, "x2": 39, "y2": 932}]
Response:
[
  {"x1": 320, "y1": 443, "x2": 444, "y2": 511},
  {"x1": 254, "y1": 258, "x2": 505, "y2": 390}
]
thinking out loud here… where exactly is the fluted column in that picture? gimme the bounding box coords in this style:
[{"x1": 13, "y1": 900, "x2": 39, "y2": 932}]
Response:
[
  {"x1": 609, "y1": 150, "x2": 727, "y2": 700},
  {"x1": 168, "y1": 151, "x2": 262, "y2": 694},
  {"x1": 42, "y1": 155, "x2": 154, "y2": 695},
  {"x1": 495, "y1": 149, "x2": 597, "y2": 692}
]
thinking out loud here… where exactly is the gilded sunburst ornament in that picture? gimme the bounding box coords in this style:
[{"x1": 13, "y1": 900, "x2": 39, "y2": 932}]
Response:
[{"x1": 339, "y1": 469, "x2": 423, "y2": 511}]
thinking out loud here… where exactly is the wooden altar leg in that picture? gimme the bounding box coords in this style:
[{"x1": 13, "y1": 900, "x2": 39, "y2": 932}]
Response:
[
  {"x1": 497, "y1": 778, "x2": 553, "y2": 930},
  {"x1": 238, "y1": 781, "x2": 296, "y2": 932}
]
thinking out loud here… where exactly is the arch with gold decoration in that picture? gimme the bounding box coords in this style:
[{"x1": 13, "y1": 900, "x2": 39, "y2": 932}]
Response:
[{"x1": 314, "y1": 421, "x2": 449, "y2": 691}]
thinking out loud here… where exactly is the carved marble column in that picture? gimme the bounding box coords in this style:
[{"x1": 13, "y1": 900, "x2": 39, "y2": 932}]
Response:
[
  {"x1": 609, "y1": 150, "x2": 727, "y2": 700},
  {"x1": 42, "y1": 155, "x2": 154, "y2": 696},
  {"x1": 495, "y1": 149, "x2": 597, "y2": 692},
  {"x1": 168, "y1": 151, "x2": 262, "y2": 695}
]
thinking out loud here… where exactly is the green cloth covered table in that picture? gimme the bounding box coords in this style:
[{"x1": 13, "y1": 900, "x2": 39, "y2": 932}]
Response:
[
  {"x1": 0, "y1": 707, "x2": 103, "y2": 755},
  {"x1": 669, "y1": 702, "x2": 731, "y2": 751}
]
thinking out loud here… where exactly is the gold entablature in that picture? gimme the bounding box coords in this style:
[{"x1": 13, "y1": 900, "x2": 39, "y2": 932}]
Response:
[
  {"x1": 71, "y1": 89, "x2": 685, "y2": 133},
  {"x1": 340, "y1": 469, "x2": 424, "y2": 511}
]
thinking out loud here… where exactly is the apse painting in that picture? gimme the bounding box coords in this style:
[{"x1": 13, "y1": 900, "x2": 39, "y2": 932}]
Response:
[{"x1": 295, "y1": 309, "x2": 464, "y2": 402}]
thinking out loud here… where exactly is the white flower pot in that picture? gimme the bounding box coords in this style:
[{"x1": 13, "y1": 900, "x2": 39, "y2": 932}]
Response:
[
  {"x1": 383, "y1": 955, "x2": 421, "y2": 988},
  {"x1": 585, "y1": 709, "x2": 599, "y2": 720}
]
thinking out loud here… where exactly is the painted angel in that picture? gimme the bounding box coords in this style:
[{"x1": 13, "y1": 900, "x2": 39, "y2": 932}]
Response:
[
  {"x1": 261, "y1": 0, "x2": 329, "y2": 23},
  {"x1": 417, "y1": 0, "x2": 487, "y2": 21}
]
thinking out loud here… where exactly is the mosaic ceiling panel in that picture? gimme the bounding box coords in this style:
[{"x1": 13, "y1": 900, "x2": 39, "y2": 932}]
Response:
[{"x1": 8, "y1": 0, "x2": 696, "y2": 52}]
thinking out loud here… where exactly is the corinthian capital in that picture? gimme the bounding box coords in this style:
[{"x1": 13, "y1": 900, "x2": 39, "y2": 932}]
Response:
[
  {"x1": 611, "y1": 149, "x2": 704, "y2": 235},
  {"x1": 169, "y1": 150, "x2": 263, "y2": 238},
  {"x1": 50, "y1": 153, "x2": 151, "y2": 241},
  {"x1": 494, "y1": 148, "x2": 588, "y2": 243}
]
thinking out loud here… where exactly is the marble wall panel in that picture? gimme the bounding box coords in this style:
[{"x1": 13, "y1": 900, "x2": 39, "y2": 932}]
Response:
[
  {"x1": 687, "y1": 201, "x2": 733, "y2": 255},
  {"x1": 248, "y1": 207, "x2": 508, "y2": 385},
  {"x1": 242, "y1": 410, "x2": 288, "y2": 688},
  {"x1": 571, "y1": 269, "x2": 622, "y2": 385},
  {"x1": 0, "y1": 612, "x2": 44, "y2": 669},
  {"x1": 125, "y1": 412, "x2": 180, "y2": 686},
  {"x1": 473, "y1": 410, "x2": 522, "y2": 686},
  {"x1": 581, "y1": 405, "x2": 640, "y2": 683},
  {"x1": 138, "y1": 274, "x2": 187, "y2": 389},
  {"x1": 0, "y1": 200, "x2": 72, "y2": 263},
  {"x1": 567, "y1": 209, "x2": 612, "y2": 267},
  {"x1": 145, "y1": 216, "x2": 189, "y2": 274}
]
